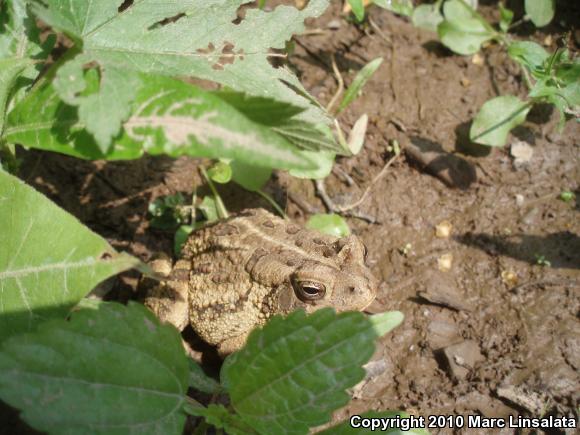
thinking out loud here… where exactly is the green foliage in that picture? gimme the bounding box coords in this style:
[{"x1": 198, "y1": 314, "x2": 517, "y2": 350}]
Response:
[
  {"x1": 412, "y1": 1, "x2": 444, "y2": 32},
  {"x1": 559, "y1": 191, "x2": 575, "y2": 203},
  {"x1": 208, "y1": 161, "x2": 233, "y2": 184},
  {"x1": 0, "y1": 296, "x2": 406, "y2": 435},
  {"x1": 437, "y1": 0, "x2": 496, "y2": 55},
  {"x1": 498, "y1": 3, "x2": 514, "y2": 33},
  {"x1": 306, "y1": 213, "x2": 351, "y2": 237},
  {"x1": 219, "y1": 309, "x2": 401, "y2": 434},
  {"x1": 0, "y1": 302, "x2": 190, "y2": 435},
  {"x1": 29, "y1": 0, "x2": 330, "y2": 150},
  {"x1": 337, "y1": 57, "x2": 384, "y2": 114},
  {"x1": 470, "y1": 96, "x2": 531, "y2": 146},
  {"x1": 524, "y1": 0, "x2": 555, "y2": 27},
  {"x1": 407, "y1": 0, "x2": 577, "y2": 147},
  {"x1": 0, "y1": 171, "x2": 139, "y2": 342},
  {"x1": 6, "y1": 75, "x2": 317, "y2": 170}
]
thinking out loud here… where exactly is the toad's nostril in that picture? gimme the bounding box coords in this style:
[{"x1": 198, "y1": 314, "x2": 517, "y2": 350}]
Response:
[{"x1": 349, "y1": 286, "x2": 356, "y2": 293}]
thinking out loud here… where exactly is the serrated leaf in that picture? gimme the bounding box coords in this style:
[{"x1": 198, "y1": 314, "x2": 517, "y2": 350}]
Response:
[
  {"x1": 54, "y1": 60, "x2": 141, "y2": 152},
  {"x1": 231, "y1": 161, "x2": 272, "y2": 192},
  {"x1": 412, "y1": 3, "x2": 444, "y2": 32},
  {"x1": 188, "y1": 359, "x2": 221, "y2": 394},
  {"x1": 0, "y1": 58, "x2": 31, "y2": 137},
  {"x1": 30, "y1": 0, "x2": 331, "y2": 149},
  {"x1": 338, "y1": 57, "x2": 383, "y2": 114},
  {"x1": 306, "y1": 214, "x2": 351, "y2": 237},
  {"x1": 0, "y1": 171, "x2": 139, "y2": 341},
  {"x1": 5, "y1": 74, "x2": 315, "y2": 170},
  {"x1": 0, "y1": 302, "x2": 189, "y2": 435},
  {"x1": 221, "y1": 309, "x2": 378, "y2": 434},
  {"x1": 525, "y1": 0, "x2": 555, "y2": 27},
  {"x1": 187, "y1": 404, "x2": 259, "y2": 435},
  {"x1": 507, "y1": 41, "x2": 549, "y2": 76},
  {"x1": 317, "y1": 411, "x2": 430, "y2": 434},
  {"x1": 437, "y1": 0, "x2": 495, "y2": 55},
  {"x1": 470, "y1": 96, "x2": 531, "y2": 147}
]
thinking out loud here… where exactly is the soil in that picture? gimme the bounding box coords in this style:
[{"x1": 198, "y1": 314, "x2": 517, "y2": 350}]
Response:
[{"x1": 3, "y1": 1, "x2": 579, "y2": 434}]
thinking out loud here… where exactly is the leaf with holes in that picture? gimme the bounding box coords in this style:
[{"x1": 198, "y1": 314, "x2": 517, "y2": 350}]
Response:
[
  {"x1": 0, "y1": 170, "x2": 139, "y2": 342},
  {"x1": 5, "y1": 74, "x2": 316, "y2": 170},
  {"x1": 30, "y1": 0, "x2": 331, "y2": 150},
  {"x1": 220, "y1": 308, "x2": 380, "y2": 434},
  {"x1": 0, "y1": 301, "x2": 189, "y2": 435}
]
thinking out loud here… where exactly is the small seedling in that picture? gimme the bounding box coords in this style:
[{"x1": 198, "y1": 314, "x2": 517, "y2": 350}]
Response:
[
  {"x1": 559, "y1": 190, "x2": 575, "y2": 203},
  {"x1": 535, "y1": 254, "x2": 551, "y2": 267}
]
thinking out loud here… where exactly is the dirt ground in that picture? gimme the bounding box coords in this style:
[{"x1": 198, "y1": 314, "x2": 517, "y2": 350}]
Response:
[{"x1": 4, "y1": 1, "x2": 579, "y2": 434}]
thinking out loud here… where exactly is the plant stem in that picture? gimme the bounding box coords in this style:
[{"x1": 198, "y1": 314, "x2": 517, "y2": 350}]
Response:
[
  {"x1": 256, "y1": 189, "x2": 288, "y2": 219},
  {"x1": 200, "y1": 167, "x2": 229, "y2": 219}
]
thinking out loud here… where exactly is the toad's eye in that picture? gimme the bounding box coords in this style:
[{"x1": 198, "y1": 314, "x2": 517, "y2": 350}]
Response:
[
  {"x1": 292, "y1": 280, "x2": 326, "y2": 302},
  {"x1": 363, "y1": 244, "x2": 368, "y2": 260}
]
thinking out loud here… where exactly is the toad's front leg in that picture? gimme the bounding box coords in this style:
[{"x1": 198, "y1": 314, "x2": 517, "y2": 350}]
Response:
[{"x1": 143, "y1": 255, "x2": 190, "y2": 331}]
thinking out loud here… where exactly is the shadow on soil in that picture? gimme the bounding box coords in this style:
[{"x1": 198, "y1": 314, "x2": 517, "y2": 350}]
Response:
[{"x1": 456, "y1": 231, "x2": 580, "y2": 269}]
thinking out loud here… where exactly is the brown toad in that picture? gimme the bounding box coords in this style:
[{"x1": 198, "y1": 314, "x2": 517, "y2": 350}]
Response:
[{"x1": 144, "y1": 208, "x2": 378, "y2": 355}]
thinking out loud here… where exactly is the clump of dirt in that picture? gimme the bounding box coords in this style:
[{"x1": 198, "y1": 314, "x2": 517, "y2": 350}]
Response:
[{"x1": 4, "y1": 0, "x2": 579, "y2": 433}]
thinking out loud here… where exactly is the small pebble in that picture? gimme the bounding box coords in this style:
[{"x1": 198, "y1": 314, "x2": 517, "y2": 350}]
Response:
[{"x1": 438, "y1": 253, "x2": 453, "y2": 272}]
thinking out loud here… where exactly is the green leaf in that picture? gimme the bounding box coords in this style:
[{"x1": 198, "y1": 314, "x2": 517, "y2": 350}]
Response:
[
  {"x1": 306, "y1": 214, "x2": 351, "y2": 237},
  {"x1": 338, "y1": 57, "x2": 383, "y2": 114},
  {"x1": 213, "y1": 92, "x2": 305, "y2": 126},
  {"x1": 347, "y1": 113, "x2": 368, "y2": 155},
  {"x1": 507, "y1": 41, "x2": 549, "y2": 76},
  {"x1": 273, "y1": 120, "x2": 342, "y2": 153},
  {"x1": 221, "y1": 309, "x2": 379, "y2": 434},
  {"x1": 525, "y1": 0, "x2": 555, "y2": 27},
  {"x1": 348, "y1": 0, "x2": 366, "y2": 21},
  {"x1": 174, "y1": 225, "x2": 194, "y2": 256},
  {"x1": 231, "y1": 161, "x2": 272, "y2": 192},
  {"x1": 0, "y1": 58, "x2": 31, "y2": 137},
  {"x1": 373, "y1": 0, "x2": 414, "y2": 17},
  {"x1": 469, "y1": 96, "x2": 531, "y2": 147},
  {"x1": 53, "y1": 60, "x2": 142, "y2": 152},
  {"x1": 188, "y1": 359, "x2": 221, "y2": 394},
  {"x1": 0, "y1": 0, "x2": 42, "y2": 59},
  {"x1": 559, "y1": 191, "x2": 575, "y2": 203},
  {"x1": 437, "y1": 0, "x2": 495, "y2": 55},
  {"x1": 30, "y1": 0, "x2": 331, "y2": 149},
  {"x1": 5, "y1": 74, "x2": 315, "y2": 170},
  {"x1": 369, "y1": 311, "x2": 404, "y2": 337},
  {"x1": 318, "y1": 411, "x2": 430, "y2": 434},
  {"x1": 207, "y1": 161, "x2": 233, "y2": 184},
  {"x1": 187, "y1": 404, "x2": 259, "y2": 435},
  {"x1": 499, "y1": 3, "x2": 514, "y2": 32},
  {"x1": 0, "y1": 171, "x2": 139, "y2": 342},
  {"x1": 0, "y1": 302, "x2": 189, "y2": 435},
  {"x1": 198, "y1": 196, "x2": 220, "y2": 223},
  {"x1": 412, "y1": 3, "x2": 444, "y2": 32},
  {"x1": 289, "y1": 149, "x2": 336, "y2": 180}
]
